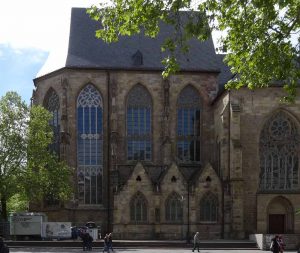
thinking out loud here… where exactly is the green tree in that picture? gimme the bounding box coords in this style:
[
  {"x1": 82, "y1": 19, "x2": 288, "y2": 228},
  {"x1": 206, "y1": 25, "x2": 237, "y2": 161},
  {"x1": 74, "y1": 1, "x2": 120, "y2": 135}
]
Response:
[
  {"x1": 24, "y1": 105, "x2": 72, "y2": 204},
  {"x1": 88, "y1": 0, "x2": 300, "y2": 101},
  {"x1": 0, "y1": 92, "x2": 72, "y2": 221},
  {"x1": 0, "y1": 92, "x2": 28, "y2": 220}
]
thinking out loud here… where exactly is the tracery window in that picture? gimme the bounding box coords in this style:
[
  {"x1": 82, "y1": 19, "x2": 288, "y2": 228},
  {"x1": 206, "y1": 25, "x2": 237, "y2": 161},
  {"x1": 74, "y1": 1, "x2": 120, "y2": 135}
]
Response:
[
  {"x1": 127, "y1": 85, "x2": 152, "y2": 161},
  {"x1": 130, "y1": 192, "x2": 147, "y2": 222},
  {"x1": 259, "y1": 111, "x2": 299, "y2": 191},
  {"x1": 77, "y1": 84, "x2": 103, "y2": 205},
  {"x1": 200, "y1": 192, "x2": 218, "y2": 222},
  {"x1": 177, "y1": 86, "x2": 201, "y2": 162},
  {"x1": 165, "y1": 192, "x2": 183, "y2": 222},
  {"x1": 44, "y1": 89, "x2": 60, "y2": 156}
]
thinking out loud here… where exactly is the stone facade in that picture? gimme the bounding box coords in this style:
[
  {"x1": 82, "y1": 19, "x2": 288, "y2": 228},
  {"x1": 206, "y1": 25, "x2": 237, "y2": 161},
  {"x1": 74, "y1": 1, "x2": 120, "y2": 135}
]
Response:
[
  {"x1": 32, "y1": 67, "x2": 300, "y2": 240},
  {"x1": 31, "y1": 7, "x2": 300, "y2": 240}
]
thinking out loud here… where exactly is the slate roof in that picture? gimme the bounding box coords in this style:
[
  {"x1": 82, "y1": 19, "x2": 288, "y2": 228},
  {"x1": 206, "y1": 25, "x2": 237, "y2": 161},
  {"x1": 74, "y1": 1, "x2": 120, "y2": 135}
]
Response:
[
  {"x1": 216, "y1": 54, "x2": 234, "y2": 94},
  {"x1": 66, "y1": 8, "x2": 221, "y2": 72}
]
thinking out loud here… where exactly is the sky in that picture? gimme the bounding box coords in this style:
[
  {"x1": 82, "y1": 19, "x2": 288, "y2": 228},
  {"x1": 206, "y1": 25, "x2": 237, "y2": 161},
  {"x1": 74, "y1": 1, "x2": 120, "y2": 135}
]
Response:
[
  {"x1": 0, "y1": 0, "x2": 227, "y2": 105},
  {"x1": 0, "y1": 0, "x2": 100, "y2": 104}
]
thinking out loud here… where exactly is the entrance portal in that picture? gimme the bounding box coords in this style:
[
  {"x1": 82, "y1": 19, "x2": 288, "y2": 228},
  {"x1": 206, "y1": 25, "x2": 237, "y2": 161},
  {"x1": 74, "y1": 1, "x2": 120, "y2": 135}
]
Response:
[
  {"x1": 267, "y1": 196, "x2": 293, "y2": 234},
  {"x1": 269, "y1": 214, "x2": 285, "y2": 234}
]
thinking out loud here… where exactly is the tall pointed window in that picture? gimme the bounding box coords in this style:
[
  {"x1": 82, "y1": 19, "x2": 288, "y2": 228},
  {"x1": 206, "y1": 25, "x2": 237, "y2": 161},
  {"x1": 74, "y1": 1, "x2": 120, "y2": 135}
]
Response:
[
  {"x1": 44, "y1": 89, "x2": 60, "y2": 155},
  {"x1": 77, "y1": 84, "x2": 103, "y2": 205},
  {"x1": 165, "y1": 192, "x2": 183, "y2": 222},
  {"x1": 200, "y1": 192, "x2": 218, "y2": 222},
  {"x1": 259, "y1": 111, "x2": 299, "y2": 191},
  {"x1": 127, "y1": 85, "x2": 152, "y2": 161},
  {"x1": 130, "y1": 192, "x2": 147, "y2": 222},
  {"x1": 177, "y1": 86, "x2": 201, "y2": 162}
]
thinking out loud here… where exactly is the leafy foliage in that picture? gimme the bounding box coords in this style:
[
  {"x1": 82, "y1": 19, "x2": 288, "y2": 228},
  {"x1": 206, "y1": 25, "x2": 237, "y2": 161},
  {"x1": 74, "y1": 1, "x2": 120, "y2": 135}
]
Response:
[
  {"x1": 88, "y1": 0, "x2": 300, "y2": 101},
  {"x1": 0, "y1": 92, "x2": 72, "y2": 220},
  {"x1": 0, "y1": 92, "x2": 28, "y2": 220},
  {"x1": 24, "y1": 105, "x2": 72, "y2": 203}
]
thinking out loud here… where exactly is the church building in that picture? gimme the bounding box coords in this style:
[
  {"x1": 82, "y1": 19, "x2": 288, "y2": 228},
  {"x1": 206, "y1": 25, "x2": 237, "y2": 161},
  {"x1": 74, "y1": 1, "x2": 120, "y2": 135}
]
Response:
[{"x1": 32, "y1": 8, "x2": 300, "y2": 240}]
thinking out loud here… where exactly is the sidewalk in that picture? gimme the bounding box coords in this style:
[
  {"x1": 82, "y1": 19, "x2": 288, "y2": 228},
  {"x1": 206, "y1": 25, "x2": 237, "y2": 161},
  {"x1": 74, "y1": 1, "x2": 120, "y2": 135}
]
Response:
[{"x1": 6, "y1": 239, "x2": 258, "y2": 249}]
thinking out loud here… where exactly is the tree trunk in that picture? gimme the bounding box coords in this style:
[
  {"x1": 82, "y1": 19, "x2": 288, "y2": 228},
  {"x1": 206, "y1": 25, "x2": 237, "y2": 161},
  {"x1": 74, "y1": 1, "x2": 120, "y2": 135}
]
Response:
[{"x1": 0, "y1": 196, "x2": 7, "y2": 221}]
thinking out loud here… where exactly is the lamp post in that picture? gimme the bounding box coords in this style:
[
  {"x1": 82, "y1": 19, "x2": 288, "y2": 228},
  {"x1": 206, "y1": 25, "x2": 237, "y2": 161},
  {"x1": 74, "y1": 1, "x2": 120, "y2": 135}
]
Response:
[{"x1": 186, "y1": 180, "x2": 190, "y2": 243}]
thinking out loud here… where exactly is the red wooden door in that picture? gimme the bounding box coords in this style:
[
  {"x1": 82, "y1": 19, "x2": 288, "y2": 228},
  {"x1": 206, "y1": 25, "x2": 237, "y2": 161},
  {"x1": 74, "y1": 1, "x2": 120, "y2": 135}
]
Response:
[{"x1": 269, "y1": 214, "x2": 285, "y2": 234}]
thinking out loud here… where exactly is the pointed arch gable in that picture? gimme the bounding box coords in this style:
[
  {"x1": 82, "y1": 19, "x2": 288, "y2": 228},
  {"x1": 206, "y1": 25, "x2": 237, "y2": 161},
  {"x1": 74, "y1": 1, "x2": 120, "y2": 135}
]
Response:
[
  {"x1": 126, "y1": 84, "x2": 152, "y2": 161},
  {"x1": 43, "y1": 87, "x2": 60, "y2": 155},
  {"x1": 43, "y1": 87, "x2": 60, "y2": 109},
  {"x1": 259, "y1": 110, "x2": 300, "y2": 191},
  {"x1": 165, "y1": 191, "x2": 183, "y2": 222},
  {"x1": 77, "y1": 83, "x2": 103, "y2": 107},
  {"x1": 130, "y1": 191, "x2": 148, "y2": 222},
  {"x1": 177, "y1": 84, "x2": 202, "y2": 107},
  {"x1": 200, "y1": 192, "x2": 218, "y2": 222},
  {"x1": 160, "y1": 163, "x2": 187, "y2": 186},
  {"x1": 76, "y1": 83, "x2": 103, "y2": 205},
  {"x1": 176, "y1": 85, "x2": 201, "y2": 163},
  {"x1": 126, "y1": 83, "x2": 153, "y2": 107},
  {"x1": 267, "y1": 196, "x2": 294, "y2": 233}
]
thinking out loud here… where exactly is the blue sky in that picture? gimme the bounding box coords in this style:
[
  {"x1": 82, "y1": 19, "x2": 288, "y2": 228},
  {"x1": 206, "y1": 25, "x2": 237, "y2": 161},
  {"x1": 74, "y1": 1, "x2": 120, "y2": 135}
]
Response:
[
  {"x1": 0, "y1": 45, "x2": 48, "y2": 104},
  {"x1": 0, "y1": 0, "x2": 100, "y2": 104}
]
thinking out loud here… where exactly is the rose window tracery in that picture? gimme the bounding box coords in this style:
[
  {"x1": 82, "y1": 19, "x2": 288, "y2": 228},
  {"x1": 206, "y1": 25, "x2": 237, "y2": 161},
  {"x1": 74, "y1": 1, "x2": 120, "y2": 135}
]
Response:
[{"x1": 259, "y1": 112, "x2": 299, "y2": 191}]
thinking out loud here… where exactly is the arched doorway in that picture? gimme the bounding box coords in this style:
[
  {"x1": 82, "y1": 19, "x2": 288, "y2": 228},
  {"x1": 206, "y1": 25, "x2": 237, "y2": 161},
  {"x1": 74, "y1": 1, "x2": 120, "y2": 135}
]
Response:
[{"x1": 267, "y1": 196, "x2": 294, "y2": 234}]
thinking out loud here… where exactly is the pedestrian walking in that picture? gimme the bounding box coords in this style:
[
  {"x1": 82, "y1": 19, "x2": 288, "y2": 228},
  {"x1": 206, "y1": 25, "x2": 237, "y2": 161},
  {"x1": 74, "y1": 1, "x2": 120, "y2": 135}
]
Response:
[
  {"x1": 192, "y1": 232, "x2": 200, "y2": 252},
  {"x1": 108, "y1": 233, "x2": 114, "y2": 252},
  {"x1": 103, "y1": 234, "x2": 109, "y2": 253},
  {"x1": 81, "y1": 230, "x2": 90, "y2": 251},
  {"x1": 270, "y1": 235, "x2": 281, "y2": 253},
  {"x1": 278, "y1": 235, "x2": 285, "y2": 253},
  {"x1": 87, "y1": 234, "x2": 93, "y2": 251}
]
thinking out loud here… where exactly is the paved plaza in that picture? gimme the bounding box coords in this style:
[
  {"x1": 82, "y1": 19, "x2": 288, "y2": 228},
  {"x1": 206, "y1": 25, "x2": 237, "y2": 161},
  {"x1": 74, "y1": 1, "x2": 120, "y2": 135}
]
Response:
[{"x1": 9, "y1": 248, "x2": 298, "y2": 253}]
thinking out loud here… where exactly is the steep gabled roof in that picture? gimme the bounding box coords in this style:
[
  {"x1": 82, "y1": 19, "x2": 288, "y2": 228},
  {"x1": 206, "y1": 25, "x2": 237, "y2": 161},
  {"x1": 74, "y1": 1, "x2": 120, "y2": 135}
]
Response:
[{"x1": 65, "y1": 8, "x2": 220, "y2": 72}]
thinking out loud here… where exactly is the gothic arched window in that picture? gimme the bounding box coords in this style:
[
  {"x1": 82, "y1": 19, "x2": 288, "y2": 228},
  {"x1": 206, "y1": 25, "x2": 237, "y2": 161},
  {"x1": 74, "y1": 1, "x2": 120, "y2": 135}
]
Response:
[
  {"x1": 77, "y1": 84, "x2": 103, "y2": 205},
  {"x1": 130, "y1": 192, "x2": 147, "y2": 222},
  {"x1": 44, "y1": 88, "x2": 60, "y2": 155},
  {"x1": 259, "y1": 111, "x2": 299, "y2": 191},
  {"x1": 165, "y1": 192, "x2": 183, "y2": 222},
  {"x1": 177, "y1": 86, "x2": 201, "y2": 162},
  {"x1": 127, "y1": 85, "x2": 152, "y2": 161},
  {"x1": 200, "y1": 192, "x2": 218, "y2": 222}
]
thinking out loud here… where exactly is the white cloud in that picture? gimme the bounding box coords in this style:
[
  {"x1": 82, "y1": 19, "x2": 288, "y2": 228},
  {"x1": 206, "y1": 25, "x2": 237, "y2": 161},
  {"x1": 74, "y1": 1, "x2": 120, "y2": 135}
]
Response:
[
  {"x1": 0, "y1": 0, "x2": 101, "y2": 78},
  {"x1": 0, "y1": 0, "x2": 100, "y2": 52}
]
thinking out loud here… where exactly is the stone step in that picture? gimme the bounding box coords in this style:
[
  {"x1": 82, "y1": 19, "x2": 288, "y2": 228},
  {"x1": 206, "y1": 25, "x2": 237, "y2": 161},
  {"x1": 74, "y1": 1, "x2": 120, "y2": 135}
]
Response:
[{"x1": 6, "y1": 240, "x2": 258, "y2": 249}]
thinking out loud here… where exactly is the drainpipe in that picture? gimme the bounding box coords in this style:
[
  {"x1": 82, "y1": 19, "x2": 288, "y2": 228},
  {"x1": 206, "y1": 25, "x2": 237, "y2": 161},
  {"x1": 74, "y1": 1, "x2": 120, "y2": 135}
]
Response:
[
  {"x1": 228, "y1": 91, "x2": 231, "y2": 237},
  {"x1": 187, "y1": 180, "x2": 190, "y2": 243},
  {"x1": 107, "y1": 71, "x2": 111, "y2": 234}
]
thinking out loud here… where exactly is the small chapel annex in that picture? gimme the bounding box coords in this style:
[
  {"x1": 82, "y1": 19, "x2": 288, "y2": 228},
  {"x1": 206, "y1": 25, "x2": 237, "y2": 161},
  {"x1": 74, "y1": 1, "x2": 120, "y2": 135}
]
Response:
[{"x1": 32, "y1": 8, "x2": 300, "y2": 241}]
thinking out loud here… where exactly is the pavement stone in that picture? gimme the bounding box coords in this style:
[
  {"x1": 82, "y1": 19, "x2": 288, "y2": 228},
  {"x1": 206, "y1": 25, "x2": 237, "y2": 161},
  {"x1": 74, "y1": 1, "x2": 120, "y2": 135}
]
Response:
[{"x1": 9, "y1": 248, "x2": 298, "y2": 253}]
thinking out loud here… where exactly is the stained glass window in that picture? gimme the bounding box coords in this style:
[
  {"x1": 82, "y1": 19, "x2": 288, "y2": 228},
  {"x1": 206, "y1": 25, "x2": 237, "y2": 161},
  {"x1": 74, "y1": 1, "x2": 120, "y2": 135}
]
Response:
[
  {"x1": 200, "y1": 192, "x2": 218, "y2": 222},
  {"x1": 177, "y1": 86, "x2": 201, "y2": 162},
  {"x1": 130, "y1": 192, "x2": 147, "y2": 222},
  {"x1": 77, "y1": 84, "x2": 103, "y2": 205},
  {"x1": 259, "y1": 111, "x2": 299, "y2": 191},
  {"x1": 165, "y1": 192, "x2": 183, "y2": 222},
  {"x1": 45, "y1": 89, "x2": 60, "y2": 155},
  {"x1": 127, "y1": 85, "x2": 152, "y2": 161}
]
